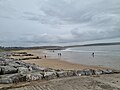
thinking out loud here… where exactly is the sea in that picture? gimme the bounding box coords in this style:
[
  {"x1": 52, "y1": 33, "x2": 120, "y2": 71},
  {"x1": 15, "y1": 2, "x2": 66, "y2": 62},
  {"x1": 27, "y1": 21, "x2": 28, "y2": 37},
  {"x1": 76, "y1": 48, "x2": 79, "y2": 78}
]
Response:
[{"x1": 47, "y1": 45, "x2": 120, "y2": 70}]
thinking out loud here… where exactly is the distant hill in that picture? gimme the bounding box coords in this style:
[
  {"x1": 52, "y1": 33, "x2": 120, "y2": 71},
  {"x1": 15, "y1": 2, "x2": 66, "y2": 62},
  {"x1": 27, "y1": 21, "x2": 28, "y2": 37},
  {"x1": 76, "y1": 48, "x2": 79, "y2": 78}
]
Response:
[
  {"x1": 64, "y1": 42, "x2": 120, "y2": 48},
  {"x1": 0, "y1": 42, "x2": 120, "y2": 51}
]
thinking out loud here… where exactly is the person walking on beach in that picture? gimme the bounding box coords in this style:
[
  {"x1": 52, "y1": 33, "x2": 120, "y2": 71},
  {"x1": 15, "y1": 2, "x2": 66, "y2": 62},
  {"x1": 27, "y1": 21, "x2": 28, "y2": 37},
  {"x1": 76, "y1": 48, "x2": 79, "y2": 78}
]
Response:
[
  {"x1": 44, "y1": 55, "x2": 47, "y2": 59},
  {"x1": 59, "y1": 53, "x2": 62, "y2": 56},
  {"x1": 58, "y1": 53, "x2": 62, "y2": 56},
  {"x1": 92, "y1": 52, "x2": 94, "y2": 57},
  {"x1": 58, "y1": 53, "x2": 59, "y2": 56}
]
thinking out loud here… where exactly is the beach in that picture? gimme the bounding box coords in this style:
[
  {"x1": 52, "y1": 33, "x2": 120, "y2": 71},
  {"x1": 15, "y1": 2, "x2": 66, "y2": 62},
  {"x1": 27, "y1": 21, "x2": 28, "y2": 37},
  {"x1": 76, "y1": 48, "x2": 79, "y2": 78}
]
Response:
[
  {"x1": 0, "y1": 49, "x2": 120, "y2": 90},
  {"x1": 20, "y1": 49, "x2": 109, "y2": 70}
]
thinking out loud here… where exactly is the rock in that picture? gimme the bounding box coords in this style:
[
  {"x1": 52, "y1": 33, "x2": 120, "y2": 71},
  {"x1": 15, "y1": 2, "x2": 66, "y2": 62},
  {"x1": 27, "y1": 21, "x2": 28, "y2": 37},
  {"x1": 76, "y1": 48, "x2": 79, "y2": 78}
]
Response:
[
  {"x1": 0, "y1": 66, "x2": 18, "y2": 75},
  {"x1": 0, "y1": 58, "x2": 6, "y2": 61},
  {"x1": 67, "y1": 70, "x2": 77, "y2": 77},
  {"x1": 0, "y1": 61, "x2": 6, "y2": 66},
  {"x1": 8, "y1": 62, "x2": 22, "y2": 68},
  {"x1": 17, "y1": 67, "x2": 29, "y2": 74},
  {"x1": 26, "y1": 72, "x2": 43, "y2": 81},
  {"x1": 31, "y1": 65, "x2": 46, "y2": 71},
  {"x1": 94, "y1": 70, "x2": 103, "y2": 75},
  {"x1": 0, "y1": 74, "x2": 26, "y2": 84},
  {"x1": 102, "y1": 69, "x2": 113, "y2": 74},
  {"x1": 44, "y1": 72, "x2": 57, "y2": 80},
  {"x1": 84, "y1": 69, "x2": 95, "y2": 76},
  {"x1": 56, "y1": 71, "x2": 68, "y2": 78},
  {"x1": 0, "y1": 77, "x2": 13, "y2": 84},
  {"x1": 76, "y1": 70, "x2": 86, "y2": 76},
  {"x1": 76, "y1": 69, "x2": 95, "y2": 76}
]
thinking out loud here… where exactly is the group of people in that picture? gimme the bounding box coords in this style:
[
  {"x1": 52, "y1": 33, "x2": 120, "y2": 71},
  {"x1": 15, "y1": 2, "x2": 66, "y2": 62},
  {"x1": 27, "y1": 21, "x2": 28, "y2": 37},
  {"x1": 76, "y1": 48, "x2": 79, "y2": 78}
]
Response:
[{"x1": 58, "y1": 53, "x2": 62, "y2": 56}]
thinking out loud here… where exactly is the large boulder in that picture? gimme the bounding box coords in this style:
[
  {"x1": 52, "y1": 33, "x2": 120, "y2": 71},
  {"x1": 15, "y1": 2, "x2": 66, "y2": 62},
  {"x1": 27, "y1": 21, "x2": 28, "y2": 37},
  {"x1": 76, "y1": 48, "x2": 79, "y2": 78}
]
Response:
[
  {"x1": 0, "y1": 77, "x2": 13, "y2": 84},
  {"x1": 67, "y1": 70, "x2": 77, "y2": 77},
  {"x1": 0, "y1": 66, "x2": 18, "y2": 75},
  {"x1": 17, "y1": 67, "x2": 29, "y2": 74},
  {"x1": 31, "y1": 65, "x2": 46, "y2": 71},
  {"x1": 102, "y1": 69, "x2": 113, "y2": 74},
  {"x1": 0, "y1": 74, "x2": 26, "y2": 84},
  {"x1": 76, "y1": 70, "x2": 86, "y2": 76},
  {"x1": 8, "y1": 62, "x2": 22, "y2": 68},
  {"x1": 94, "y1": 70, "x2": 103, "y2": 75},
  {"x1": 84, "y1": 69, "x2": 95, "y2": 76},
  {"x1": 76, "y1": 69, "x2": 95, "y2": 76},
  {"x1": 44, "y1": 72, "x2": 57, "y2": 80},
  {"x1": 56, "y1": 71, "x2": 68, "y2": 78},
  {"x1": 26, "y1": 72, "x2": 43, "y2": 81}
]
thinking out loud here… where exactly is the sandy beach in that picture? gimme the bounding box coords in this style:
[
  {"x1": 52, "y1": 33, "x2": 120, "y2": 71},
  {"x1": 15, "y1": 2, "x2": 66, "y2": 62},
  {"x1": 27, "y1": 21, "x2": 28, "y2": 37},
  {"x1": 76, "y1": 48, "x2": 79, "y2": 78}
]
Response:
[
  {"x1": 0, "y1": 49, "x2": 119, "y2": 90},
  {"x1": 12, "y1": 49, "x2": 109, "y2": 70}
]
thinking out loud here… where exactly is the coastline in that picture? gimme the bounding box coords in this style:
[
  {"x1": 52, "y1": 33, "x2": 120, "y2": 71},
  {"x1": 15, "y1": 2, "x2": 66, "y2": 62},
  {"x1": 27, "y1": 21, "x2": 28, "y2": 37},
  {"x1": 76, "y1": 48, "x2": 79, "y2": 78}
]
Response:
[
  {"x1": 0, "y1": 49, "x2": 120, "y2": 90},
  {"x1": 20, "y1": 49, "x2": 110, "y2": 70}
]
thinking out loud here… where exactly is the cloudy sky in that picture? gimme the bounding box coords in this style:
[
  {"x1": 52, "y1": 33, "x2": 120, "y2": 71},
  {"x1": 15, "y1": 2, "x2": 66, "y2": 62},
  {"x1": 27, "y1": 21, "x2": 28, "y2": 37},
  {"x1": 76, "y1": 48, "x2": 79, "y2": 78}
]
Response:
[{"x1": 0, "y1": 0, "x2": 120, "y2": 46}]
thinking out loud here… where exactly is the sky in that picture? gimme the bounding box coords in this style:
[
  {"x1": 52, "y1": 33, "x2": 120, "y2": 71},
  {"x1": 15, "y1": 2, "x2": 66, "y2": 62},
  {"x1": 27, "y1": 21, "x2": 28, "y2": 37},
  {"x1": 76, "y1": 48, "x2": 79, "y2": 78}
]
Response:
[{"x1": 0, "y1": 0, "x2": 120, "y2": 46}]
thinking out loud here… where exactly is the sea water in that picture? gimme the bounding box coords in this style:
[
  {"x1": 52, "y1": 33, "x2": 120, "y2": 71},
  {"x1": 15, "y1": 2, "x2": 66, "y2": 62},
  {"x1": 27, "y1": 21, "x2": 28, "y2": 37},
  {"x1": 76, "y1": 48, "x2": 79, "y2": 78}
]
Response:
[{"x1": 48, "y1": 45, "x2": 120, "y2": 70}]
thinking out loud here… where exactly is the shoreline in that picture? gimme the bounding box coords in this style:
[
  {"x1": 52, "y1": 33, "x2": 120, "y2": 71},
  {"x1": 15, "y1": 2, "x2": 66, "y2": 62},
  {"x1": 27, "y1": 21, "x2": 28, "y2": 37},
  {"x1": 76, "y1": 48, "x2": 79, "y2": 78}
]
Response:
[
  {"x1": 0, "y1": 49, "x2": 120, "y2": 90},
  {"x1": 19, "y1": 49, "x2": 111, "y2": 70}
]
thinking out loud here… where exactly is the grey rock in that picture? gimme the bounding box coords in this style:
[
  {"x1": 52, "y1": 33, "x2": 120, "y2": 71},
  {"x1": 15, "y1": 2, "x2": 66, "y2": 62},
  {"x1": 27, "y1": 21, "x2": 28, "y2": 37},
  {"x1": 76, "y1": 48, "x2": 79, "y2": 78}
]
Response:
[
  {"x1": 0, "y1": 74, "x2": 26, "y2": 84},
  {"x1": 76, "y1": 69, "x2": 95, "y2": 76},
  {"x1": 44, "y1": 72, "x2": 57, "y2": 80},
  {"x1": 77, "y1": 70, "x2": 86, "y2": 76},
  {"x1": 17, "y1": 67, "x2": 29, "y2": 74},
  {"x1": 84, "y1": 69, "x2": 95, "y2": 76},
  {"x1": 8, "y1": 62, "x2": 22, "y2": 68},
  {"x1": 67, "y1": 70, "x2": 77, "y2": 77},
  {"x1": 102, "y1": 69, "x2": 113, "y2": 74},
  {"x1": 0, "y1": 66, "x2": 18, "y2": 75},
  {"x1": 94, "y1": 70, "x2": 103, "y2": 75},
  {"x1": 26, "y1": 72, "x2": 43, "y2": 81},
  {"x1": 31, "y1": 65, "x2": 46, "y2": 71},
  {"x1": 56, "y1": 71, "x2": 68, "y2": 78}
]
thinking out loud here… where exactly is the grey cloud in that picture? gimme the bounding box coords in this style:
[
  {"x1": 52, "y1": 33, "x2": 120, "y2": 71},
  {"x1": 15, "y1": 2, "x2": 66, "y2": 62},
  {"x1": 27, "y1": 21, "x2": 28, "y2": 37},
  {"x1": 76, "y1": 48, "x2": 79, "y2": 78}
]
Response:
[
  {"x1": 71, "y1": 28, "x2": 120, "y2": 41},
  {"x1": 24, "y1": 0, "x2": 120, "y2": 26},
  {"x1": 0, "y1": 0, "x2": 120, "y2": 46}
]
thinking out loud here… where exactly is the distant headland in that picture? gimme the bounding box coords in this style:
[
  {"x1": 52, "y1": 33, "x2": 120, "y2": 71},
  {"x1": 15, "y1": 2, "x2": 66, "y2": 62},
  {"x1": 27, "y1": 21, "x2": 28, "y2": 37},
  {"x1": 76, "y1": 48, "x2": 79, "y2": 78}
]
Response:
[{"x1": 0, "y1": 42, "x2": 120, "y2": 51}]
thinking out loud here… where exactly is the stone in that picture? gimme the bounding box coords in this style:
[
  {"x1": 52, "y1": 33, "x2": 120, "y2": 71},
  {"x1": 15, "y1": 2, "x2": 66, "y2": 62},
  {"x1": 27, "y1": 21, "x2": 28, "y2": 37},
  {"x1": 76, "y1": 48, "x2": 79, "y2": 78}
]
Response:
[
  {"x1": 76, "y1": 69, "x2": 95, "y2": 76},
  {"x1": 26, "y1": 72, "x2": 43, "y2": 81},
  {"x1": 102, "y1": 69, "x2": 113, "y2": 74},
  {"x1": 0, "y1": 77, "x2": 13, "y2": 84},
  {"x1": 76, "y1": 70, "x2": 86, "y2": 76},
  {"x1": 84, "y1": 69, "x2": 95, "y2": 76},
  {"x1": 31, "y1": 65, "x2": 46, "y2": 71},
  {"x1": 94, "y1": 70, "x2": 103, "y2": 75},
  {"x1": 44, "y1": 72, "x2": 57, "y2": 80},
  {"x1": 0, "y1": 74, "x2": 26, "y2": 84},
  {"x1": 0, "y1": 66, "x2": 18, "y2": 75},
  {"x1": 56, "y1": 71, "x2": 68, "y2": 78},
  {"x1": 8, "y1": 62, "x2": 22, "y2": 68},
  {"x1": 17, "y1": 67, "x2": 29, "y2": 74},
  {"x1": 67, "y1": 70, "x2": 76, "y2": 77}
]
